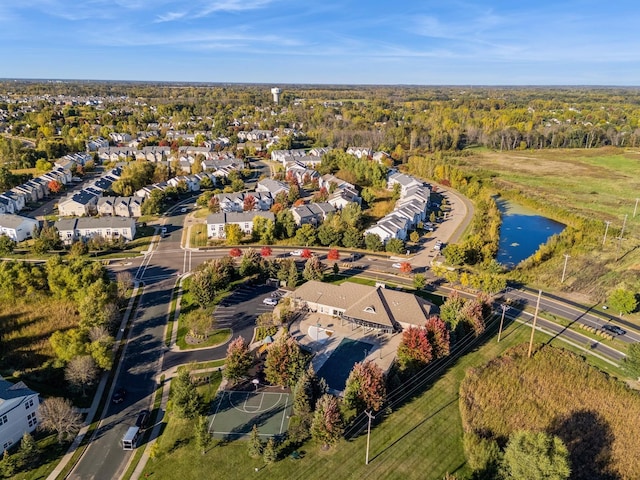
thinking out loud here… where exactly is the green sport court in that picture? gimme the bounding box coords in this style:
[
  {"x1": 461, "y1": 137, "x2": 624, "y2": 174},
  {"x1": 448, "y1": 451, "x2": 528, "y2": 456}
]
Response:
[{"x1": 208, "y1": 390, "x2": 293, "y2": 439}]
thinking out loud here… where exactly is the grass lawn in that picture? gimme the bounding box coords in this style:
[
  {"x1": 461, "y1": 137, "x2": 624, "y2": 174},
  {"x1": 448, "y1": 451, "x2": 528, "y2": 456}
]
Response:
[
  {"x1": 141, "y1": 316, "x2": 615, "y2": 480},
  {"x1": 7, "y1": 433, "x2": 69, "y2": 480},
  {"x1": 365, "y1": 188, "x2": 395, "y2": 221},
  {"x1": 175, "y1": 327, "x2": 231, "y2": 350},
  {"x1": 177, "y1": 359, "x2": 226, "y2": 373},
  {"x1": 189, "y1": 224, "x2": 208, "y2": 248}
]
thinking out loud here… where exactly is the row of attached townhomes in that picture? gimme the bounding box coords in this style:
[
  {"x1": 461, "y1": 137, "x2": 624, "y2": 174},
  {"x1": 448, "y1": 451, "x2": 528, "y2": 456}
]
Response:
[
  {"x1": 363, "y1": 172, "x2": 431, "y2": 244},
  {"x1": 293, "y1": 280, "x2": 438, "y2": 334},
  {"x1": 0, "y1": 163, "x2": 74, "y2": 243},
  {"x1": 135, "y1": 171, "x2": 220, "y2": 199},
  {"x1": 0, "y1": 377, "x2": 40, "y2": 453},
  {"x1": 207, "y1": 211, "x2": 275, "y2": 239},
  {"x1": 55, "y1": 217, "x2": 137, "y2": 244},
  {"x1": 319, "y1": 174, "x2": 362, "y2": 210},
  {"x1": 57, "y1": 166, "x2": 123, "y2": 217}
]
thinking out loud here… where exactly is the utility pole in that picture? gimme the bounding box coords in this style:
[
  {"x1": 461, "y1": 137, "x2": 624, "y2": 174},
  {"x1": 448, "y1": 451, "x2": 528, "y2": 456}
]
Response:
[
  {"x1": 527, "y1": 290, "x2": 542, "y2": 358},
  {"x1": 634, "y1": 198, "x2": 639, "y2": 218},
  {"x1": 498, "y1": 304, "x2": 507, "y2": 343},
  {"x1": 561, "y1": 254, "x2": 570, "y2": 283},
  {"x1": 365, "y1": 410, "x2": 375, "y2": 465},
  {"x1": 602, "y1": 221, "x2": 611, "y2": 246},
  {"x1": 616, "y1": 214, "x2": 628, "y2": 260}
]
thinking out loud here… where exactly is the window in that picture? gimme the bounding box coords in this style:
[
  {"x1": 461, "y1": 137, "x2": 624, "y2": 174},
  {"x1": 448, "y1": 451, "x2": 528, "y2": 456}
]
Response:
[
  {"x1": 24, "y1": 398, "x2": 34, "y2": 409},
  {"x1": 2, "y1": 441, "x2": 11, "y2": 450},
  {"x1": 27, "y1": 412, "x2": 37, "y2": 428},
  {"x1": 0, "y1": 414, "x2": 7, "y2": 425}
]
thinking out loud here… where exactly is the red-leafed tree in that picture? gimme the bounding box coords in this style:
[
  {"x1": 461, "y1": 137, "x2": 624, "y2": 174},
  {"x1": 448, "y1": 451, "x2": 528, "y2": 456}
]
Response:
[
  {"x1": 400, "y1": 262, "x2": 412, "y2": 273},
  {"x1": 260, "y1": 246, "x2": 273, "y2": 257},
  {"x1": 327, "y1": 249, "x2": 340, "y2": 260},
  {"x1": 264, "y1": 334, "x2": 307, "y2": 388},
  {"x1": 285, "y1": 171, "x2": 299, "y2": 186},
  {"x1": 311, "y1": 187, "x2": 329, "y2": 203},
  {"x1": 343, "y1": 360, "x2": 386, "y2": 413},
  {"x1": 224, "y1": 337, "x2": 253, "y2": 385},
  {"x1": 301, "y1": 248, "x2": 313, "y2": 259},
  {"x1": 397, "y1": 326, "x2": 433, "y2": 372},
  {"x1": 208, "y1": 196, "x2": 220, "y2": 213},
  {"x1": 229, "y1": 247, "x2": 242, "y2": 258},
  {"x1": 424, "y1": 315, "x2": 450, "y2": 358},
  {"x1": 243, "y1": 194, "x2": 256, "y2": 211},
  {"x1": 293, "y1": 198, "x2": 305, "y2": 207},
  {"x1": 462, "y1": 299, "x2": 485, "y2": 336},
  {"x1": 48, "y1": 180, "x2": 63, "y2": 194},
  {"x1": 311, "y1": 394, "x2": 343, "y2": 449}
]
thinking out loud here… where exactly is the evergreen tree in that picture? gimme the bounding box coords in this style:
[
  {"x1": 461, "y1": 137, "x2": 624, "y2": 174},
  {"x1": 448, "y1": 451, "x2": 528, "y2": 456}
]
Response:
[
  {"x1": 263, "y1": 437, "x2": 278, "y2": 464},
  {"x1": 171, "y1": 370, "x2": 203, "y2": 419},
  {"x1": 194, "y1": 416, "x2": 211, "y2": 455},
  {"x1": 248, "y1": 425, "x2": 263, "y2": 458},
  {"x1": 224, "y1": 337, "x2": 253, "y2": 385},
  {"x1": 19, "y1": 432, "x2": 40, "y2": 468}
]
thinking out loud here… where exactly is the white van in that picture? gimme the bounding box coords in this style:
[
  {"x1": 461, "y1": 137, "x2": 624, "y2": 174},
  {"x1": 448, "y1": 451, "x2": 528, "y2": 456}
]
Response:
[{"x1": 122, "y1": 426, "x2": 140, "y2": 450}]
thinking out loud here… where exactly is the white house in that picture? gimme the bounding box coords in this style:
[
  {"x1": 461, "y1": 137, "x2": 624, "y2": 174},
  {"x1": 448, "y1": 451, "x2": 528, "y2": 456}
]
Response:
[
  {"x1": 58, "y1": 190, "x2": 99, "y2": 217},
  {"x1": 215, "y1": 192, "x2": 273, "y2": 213},
  {"x1": 207, "y1": 211, "x2": 275, "y2": 239},
  {"x1": 291, "y1": 202, "x2": 335, "y2": 226},
  {"x1": 256, "y1": 179, "x2": 290, "y2": 196},
  {"x1": 0, "y1": 214, "x2": 39, "y2": 242},
  {"x1": 346, "y1": 147, "x2": 373, "y2": 159},
  {"x1": 387, "y1": 172, "x2": 424, "y2": 197},
  {"x1": 0, "y1": 378, "x2": 40, "y2": 453},
  {"x1": 55, "y1": 217, "x2": 137, "y2": 244}
]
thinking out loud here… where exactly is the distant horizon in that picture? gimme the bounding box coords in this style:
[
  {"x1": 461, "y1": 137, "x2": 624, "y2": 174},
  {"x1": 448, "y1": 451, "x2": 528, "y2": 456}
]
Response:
[
  {"x1": 1, "y1": 2, "x2": 639, "y2": 85},
  {"x1": 2, "y1": 78, "x2": 640, "y2": 90}
]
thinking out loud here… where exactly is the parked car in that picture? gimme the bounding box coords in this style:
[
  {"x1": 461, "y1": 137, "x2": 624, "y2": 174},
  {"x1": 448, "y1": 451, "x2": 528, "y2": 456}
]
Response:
[
  {"x1": 392, "y1": 262, "x2": 402, "y2": 269},
  {"x1": 290, "y1": 250, "x2": 303, "y2": 256},
  {"x1": 135, "y1": 410, "x2": 151, "y2": 429},
  {"x1": 602, "y1": 324, "x2": 626, "y2": 335},
  {"x1": 112, "y1": 388, "x2": 126, "y2": 404},
  {"x1": 263, "y1": 297, "x2": 278, "y2": 306}
]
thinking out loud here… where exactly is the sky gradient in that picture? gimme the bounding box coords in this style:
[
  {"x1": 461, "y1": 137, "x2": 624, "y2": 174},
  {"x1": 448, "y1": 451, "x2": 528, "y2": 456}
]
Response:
[{"x1": 1, "y1": 0, "x2": 639, "y2": 85}]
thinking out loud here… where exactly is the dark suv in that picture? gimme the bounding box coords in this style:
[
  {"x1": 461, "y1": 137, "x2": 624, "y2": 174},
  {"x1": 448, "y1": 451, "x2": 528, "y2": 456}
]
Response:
[
  {"x1": 602, "y1": 324, "x2": 626, "y2": 335},
  {"x1": 135, "y1": 410, "x2": 151, "y2": 429}
]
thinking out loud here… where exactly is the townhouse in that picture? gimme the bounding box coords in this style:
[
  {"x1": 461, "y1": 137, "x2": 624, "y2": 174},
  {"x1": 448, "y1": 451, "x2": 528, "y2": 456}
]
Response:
[
  {"x1": 206, "y1": 211, "x2": 275, "y2": 239},
  {"x1": 55, "y1": 217, "x2": 137, "y2": 244}
]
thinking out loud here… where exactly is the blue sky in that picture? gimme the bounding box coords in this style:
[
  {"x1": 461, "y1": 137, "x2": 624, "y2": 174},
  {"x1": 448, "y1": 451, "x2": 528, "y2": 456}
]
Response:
[{"x1": 0, "y1": 0, "x2": 639, "y2": 85}]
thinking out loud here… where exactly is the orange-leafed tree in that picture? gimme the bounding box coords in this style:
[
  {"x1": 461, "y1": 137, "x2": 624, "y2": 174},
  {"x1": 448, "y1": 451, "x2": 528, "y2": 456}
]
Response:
[
  {"x1": 301, "y1": 248, "x2": 313, "y2": 259},
  {"x1": 400, "y1": 262, "x2": 412, "y2": 273},
  {"x1": 327, "y1": 249, "x2": 340, "y2": 260},
  {"x1": 261, "y1": 246, "x2": 273, "y2": 257},
  {"x1": 229, "y1": 247, "x2": 242, "y2": 257}
]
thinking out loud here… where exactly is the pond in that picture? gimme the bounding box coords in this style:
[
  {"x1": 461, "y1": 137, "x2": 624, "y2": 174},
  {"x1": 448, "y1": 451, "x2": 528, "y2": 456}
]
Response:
[{"x1": 497, "y1": 199, "x2": 565, "y2": 269}]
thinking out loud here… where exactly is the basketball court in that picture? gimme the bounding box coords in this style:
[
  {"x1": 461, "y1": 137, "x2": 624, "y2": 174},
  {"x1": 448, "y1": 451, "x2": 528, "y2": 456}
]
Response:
[{"x1": 208, "y1": 390, "x2": 292, "y2": 439}]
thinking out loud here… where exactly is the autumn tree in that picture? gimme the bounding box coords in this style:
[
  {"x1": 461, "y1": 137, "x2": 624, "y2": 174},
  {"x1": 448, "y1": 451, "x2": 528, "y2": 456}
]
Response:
[
  {"x1": 243, "y1": 194, "x2": 256, "y2": 211},
  {"x1": 400, "y1": 262, "x2": 412, "y2": 273},
  {"x1": 48, "y1": 179, "x2": 63, "y2": 193},
  {"x1": 260, "y1": 246, "x2": 272, "y2": 257},
  {"x1": 183, "y1": 308, "x2": 214, "y2": 339},
  {"x1": 38, "y1": 397, "x2": 83, "y2": 442},
  {"x1": 225, "y1": 224, "x2": 243, "y2": 245},
  {"x1": 425, "y1": 315, "x2": 450, "y2": 359},
  {"x1": 301, "y1": 248, "x2": 313, "y2": 259},
  {"x1": 303, "y1": 256, "x2": 324, "y2": 282},
  {"x1": 327, "y1": 248, "x2": 340, "y2": 260},
  {"x1": 264, "y1": 334, "x2": 307, "y2": 388},
  {"x1": 343, "y1": 360, "x2": 386, "y2": 414},
  {"x1": 208, "y1": 196, "x2": 221, "y2": 213},
  {"x1": 608, "y1": 288, "x2": 638, "y2": 316},
  {"x1": 229, "y1": 247, "x2": 242, "y2": 257},
  {"x1": 311, "y1": 394, "x2": 344, "y2": 449},
  {"x1": 224, "y1": 337, "x2": 253, "y2": 385},
  {"x1": 65, "y1": 355, "x2": 99, "y2": 396},
  {"x1": 397, "y1": 326, "x2": 432, "y2": 373}
]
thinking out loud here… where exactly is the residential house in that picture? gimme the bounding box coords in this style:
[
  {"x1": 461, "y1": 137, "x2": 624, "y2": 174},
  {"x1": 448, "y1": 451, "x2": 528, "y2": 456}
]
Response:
[
  {"x1": 372, "y1": 151, "x2": 391, "y2": 164},
  {"x1": 13, "y1": 184, "x2": 39, "y2": 204},
  {"x1": 4, "y1": 190, "x2": 27, "y2": 212},
  {"x1": 255, "y1": 179, "x2": 290, "y2": 196},
  {"x1": 291, "y1": 202, "x2": 335, "y2": 226},
  {"x1": 206, "y1": 211, "x2": 275, "y2": 239},
  {"x1": 308, "y1": 147, "x2": 331, "y2": 157},
  {"x1": 57, "y1": 190, "x2": 99, "y2": 217},
  {"x1": 363, "y1": 216, "x2": 409, "y2": 243},
  {"x1": 167, "y1": 175, "x2": 201, "y2": 192},
  {"x1": 0, "y1": 377, "x2": 40, "y2": 453},
  {"x1": 0, "y1": 214, "x2": 39, "y2": 242},
  {"x1": 285, "y1": 164, "x2": 320, "y2": 185},
  {"x1": 55, "y1": 217, "x2": 137, "y2": 244},
  {"x1": 319, "y1": 174, "x2": 355, "y2": 192},
  {"x1": 215, "y1": 192, "x2": 273, "y2": 213},
  {"x1": 86, "y1": 137, "x2": 109, "y2": 151},
  {"x1": 327, "y1": 187, "x2": 361, "y2": 210},
  {"x1": 0, "y1": 197, "x2": 15, "y2": 215},
  {"x1": 271, "y1": 148, "x2": 306, "y2": 164},
  {"x1": 97, "y1": 196, "x2": 144, "y2": 217},
  {"x1": 387, "y1": 172, "x2": 424, "y2": 197},
  {"x1": 346, "y1": 147, "x2": 373, "y2": 159}
]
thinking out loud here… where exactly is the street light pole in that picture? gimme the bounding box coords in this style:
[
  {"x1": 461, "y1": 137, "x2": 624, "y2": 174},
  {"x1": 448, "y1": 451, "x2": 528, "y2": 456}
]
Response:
[
  {"x1": 602, "y1": 221, "x2": 610, "y2": 246},
  {"x1": 365, "y1": 410, "x2": 375, "y2": 465},
  {"x1": 561, "y1": 254, "x2": 570, "y2": 283},
  {"x1": 498, "y1": 304, "x2": 507, "y2": 343}
]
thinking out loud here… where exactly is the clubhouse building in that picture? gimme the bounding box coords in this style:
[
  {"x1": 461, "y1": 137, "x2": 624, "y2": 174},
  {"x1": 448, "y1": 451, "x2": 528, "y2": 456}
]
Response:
[{"x1": 292, "y1": 280, "x2": 437, "y2": 334}]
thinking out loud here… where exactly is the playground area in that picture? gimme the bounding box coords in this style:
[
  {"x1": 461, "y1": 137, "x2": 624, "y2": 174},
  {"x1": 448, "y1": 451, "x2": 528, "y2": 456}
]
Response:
[{"x1": 208, "y1": 389, "x2": 292, "y2": 440}]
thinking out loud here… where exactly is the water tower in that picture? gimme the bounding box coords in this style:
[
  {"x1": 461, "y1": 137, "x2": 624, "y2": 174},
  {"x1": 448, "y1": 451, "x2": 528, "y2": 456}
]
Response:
[{"x1": 270, "y1": 87, "x2": 281, "y2": 104}]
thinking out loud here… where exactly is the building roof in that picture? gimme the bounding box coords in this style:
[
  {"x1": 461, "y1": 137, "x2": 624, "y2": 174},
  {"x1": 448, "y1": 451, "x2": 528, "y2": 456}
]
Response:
[
  {"x1": 0, "y1": 214, "x2": 37, "y2": 229},
  {"x1": 294, "y1": 280, "x2": 436, "y2": 329},
  {"x1": 0, "y1": 377, "x2": 37, "y2": 402},
  {"x1": 207, "y1": 211, "x2": 275, "y2": 225},
  {"x1": 55, "y1": 217, "x2": 136, "y2": 231}
]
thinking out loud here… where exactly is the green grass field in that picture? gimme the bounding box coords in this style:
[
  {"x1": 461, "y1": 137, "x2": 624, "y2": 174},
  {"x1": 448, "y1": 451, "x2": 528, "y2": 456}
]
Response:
[{"x1": 141, "y1": 317, "x2": 616, "y2": 480}]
